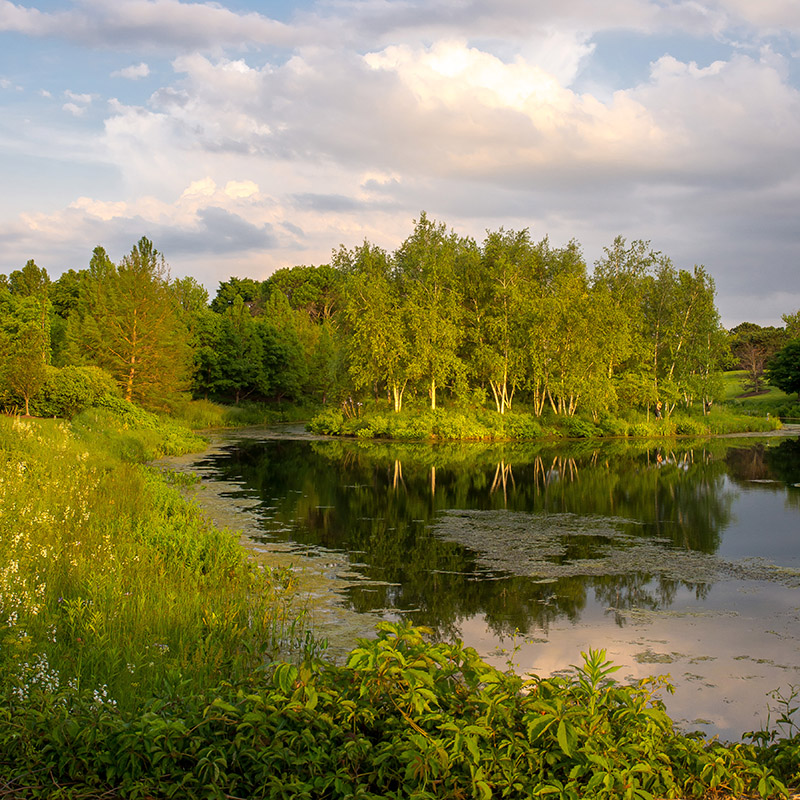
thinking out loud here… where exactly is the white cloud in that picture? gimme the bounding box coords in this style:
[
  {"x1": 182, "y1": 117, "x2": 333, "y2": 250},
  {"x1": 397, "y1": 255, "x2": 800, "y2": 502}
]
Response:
[
  {"x1": 112, "y1": 61, "x2": 150, "y2": 80},
  {"x1": 712, "y1": 0, "x2": 800, "y2": 33},
  {"x1": 62, "y1": 102, "x2": 87, "y2": 116},
  {"x1": 64, "y1": 89, "x2": 93, "y2": 104},
  {"x1": 0, "y1": 0, "x2": 295, "y2": 51},
  {"x1": 2, "y1": 1, "x2": 800, "y2": 324}
]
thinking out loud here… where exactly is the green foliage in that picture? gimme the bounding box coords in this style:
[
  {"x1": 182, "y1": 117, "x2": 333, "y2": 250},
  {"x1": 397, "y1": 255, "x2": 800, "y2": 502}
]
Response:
[
  {"x1": 309, "y1": 402, "x2": 778, "y2": 442},
  {"x1": 0, "y1": 412, "x2": 307, "y2": 732},
  {"x1": 0, "y1": 622, "x2": 793, "y2": 799},
  {"x1": 308, "y1": 408, "x2": 346, "y2": 435},
  {"x1": 747, "y1": 684, "x2": 800, "y2": 789},
  {"x1": 561, "y1": 416, "x2": 603, "y2": 439},
  {"x1": 767, "y1": 338, "x2": 800, "y2": 399},
  {"x1": 501, "y1": 412, "x2": 547, "y2": 439},
  {"x1": 67, "y1": 240, "x2": 191, "y2": 408},
  {"x1": 30, "y1": 365, "x2": 119, "y2": 417}
]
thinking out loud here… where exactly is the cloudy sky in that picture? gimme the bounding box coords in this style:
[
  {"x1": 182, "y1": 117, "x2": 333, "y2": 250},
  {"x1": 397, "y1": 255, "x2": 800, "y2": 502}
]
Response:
[{"x1": 1, "y1": 0, "x2": 799, "y2": 326}]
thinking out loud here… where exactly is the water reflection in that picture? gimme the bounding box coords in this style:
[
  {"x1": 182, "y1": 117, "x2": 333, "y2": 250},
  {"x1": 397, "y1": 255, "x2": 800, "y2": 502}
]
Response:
[
  {"x1": 184, "y1": 431, "x2": 800, "y2": 737},
  {"x1": 196, "y1": 436, "x2": 781, "y2": 643}
]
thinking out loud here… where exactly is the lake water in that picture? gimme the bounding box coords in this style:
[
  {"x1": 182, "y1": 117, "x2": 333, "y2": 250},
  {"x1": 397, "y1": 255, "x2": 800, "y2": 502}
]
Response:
[{"x1": 170, "y1": 426, "x2": 800, "y2": 741}]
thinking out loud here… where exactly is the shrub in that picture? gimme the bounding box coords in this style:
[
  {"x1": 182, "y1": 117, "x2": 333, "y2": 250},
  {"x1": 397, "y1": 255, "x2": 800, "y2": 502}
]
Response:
[
  {"x1": 30, "y1": 365, "x2": 119, "y2": 418},
  {"x1": 628, "y1": 421, "x2": 653, "y2": 437},
  {"x1": 674, "y1": 415, "x2": 709, "y2": 436},
  {"x1": 502, "y1": 412, "x2": 544, "y2": 439},
  {"x1": 595, "y1": 415, "x2": 629, "y2": 437},
  {"x1": 0, "y1": 624, "x2": 793, "y2": 799},
  {"x1": 307, "y1": 409, "x2": 345, "y2": 435},
  {"x1": 562, "y1": 416, "x2": 603, "y2": 438}
]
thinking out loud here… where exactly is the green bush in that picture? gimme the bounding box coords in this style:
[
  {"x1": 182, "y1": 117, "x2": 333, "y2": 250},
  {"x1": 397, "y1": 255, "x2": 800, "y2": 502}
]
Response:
[
  {"x1": 674, "y1": 415, "x2": 709, "y2": 435},
  {"x1": 562, "y1": 416, "x2": 603, "y2": 438},
  {"x1": 30, "y1": 365, "x2": 120, "y2": 418},
  {"x1": 0, "y1": 623, "x2": 794, "y2": 799},
  {"x1": 595, "y1": 415, "x2": 629, "y2": 437},
  {"x1": 502, "y1": 412, "x2": 545, "y2": 440},
  {"x1": 774, "y1": 402, "x2": 800, "y2": 421},
  {"x1": 307, "y1": 408, "x2": 346, "y2": 435}
]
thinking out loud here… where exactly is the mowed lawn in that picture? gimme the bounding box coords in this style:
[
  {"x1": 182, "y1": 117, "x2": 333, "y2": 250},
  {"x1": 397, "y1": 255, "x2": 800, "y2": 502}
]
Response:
[{"x1": 722, "y1": 370, "x2": 792, "y2": 404}]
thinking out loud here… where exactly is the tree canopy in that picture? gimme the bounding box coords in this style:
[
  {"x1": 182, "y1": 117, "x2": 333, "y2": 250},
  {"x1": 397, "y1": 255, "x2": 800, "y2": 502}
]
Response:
[{"x1": 3, "y1": 215, "x2": 797, "y2": 419}]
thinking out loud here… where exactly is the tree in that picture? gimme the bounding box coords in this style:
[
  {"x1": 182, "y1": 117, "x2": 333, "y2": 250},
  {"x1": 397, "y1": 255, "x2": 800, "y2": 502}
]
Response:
[
  {"x1": 210, "y1": 277, "x2": 264, "y2": 315},
  {"x1": 396, "y1": 213, "x2": 464, "y2": 410},
  {"x1": 218, "y1": 295, "x2": 267, "y2": 404},
  {"x1": 592, "y1": 237, "x2": 655, "y2": 403},
  {"x1": 261, "y1": 291, "x2": 309, "y2": 400},
  {"x1": 265, "y1": 264, "x2": 342, "y2": 321},
  {"x1": 767, "y1": 339, "x2": 800, "y2": 399},
  {"x1": 461, "y1": 229, "x2": 533, "y2": 414},
  {"x1": 782, "y1": 309, "x2": 800, "y2": 341},
  {"x1": 728, "y1": 323, "x2": 787, "y2": 394},
  {"x1": 339, "y1": 242, "x2": 412, "y2": 411},
  {"x1": 68, "y1": 239, "x2": 190, "y2": 408},
  {"x1": 1, "y1": 322, "x2": 48, "y2": 415}
]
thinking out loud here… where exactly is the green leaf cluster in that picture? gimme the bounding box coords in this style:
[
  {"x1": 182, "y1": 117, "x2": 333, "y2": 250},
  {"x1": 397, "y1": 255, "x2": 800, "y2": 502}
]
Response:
[{"x1": 1, "y1": 623, "x2": 795, "y2": 799}]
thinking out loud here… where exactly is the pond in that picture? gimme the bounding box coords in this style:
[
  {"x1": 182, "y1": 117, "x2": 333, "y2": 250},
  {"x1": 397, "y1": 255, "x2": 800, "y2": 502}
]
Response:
[{"x1": 169, "y1": 427, "x2": 800, "y2": 741}]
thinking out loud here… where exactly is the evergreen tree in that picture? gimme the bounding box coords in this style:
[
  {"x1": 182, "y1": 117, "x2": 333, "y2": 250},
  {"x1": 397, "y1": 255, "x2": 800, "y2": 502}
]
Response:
[{"x1": 68, "y1": 239, "x2": 190, "y2": 408}]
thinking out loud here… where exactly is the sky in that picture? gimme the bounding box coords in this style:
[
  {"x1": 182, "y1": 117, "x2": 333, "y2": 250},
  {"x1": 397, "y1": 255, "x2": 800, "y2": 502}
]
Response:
[{"x1": 1, "y1": 0, "x2": 799, "y2": 327}]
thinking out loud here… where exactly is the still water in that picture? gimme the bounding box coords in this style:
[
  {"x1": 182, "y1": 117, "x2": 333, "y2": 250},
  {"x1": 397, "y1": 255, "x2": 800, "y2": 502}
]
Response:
[{"x1": 175, "y1": 427, "x2": 800, "y2": 741}]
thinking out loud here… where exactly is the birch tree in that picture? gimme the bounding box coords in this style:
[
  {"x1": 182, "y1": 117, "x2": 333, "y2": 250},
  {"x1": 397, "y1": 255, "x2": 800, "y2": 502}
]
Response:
[{"x1": 396, "y1": 213, "x2": 463, "y2": 410}]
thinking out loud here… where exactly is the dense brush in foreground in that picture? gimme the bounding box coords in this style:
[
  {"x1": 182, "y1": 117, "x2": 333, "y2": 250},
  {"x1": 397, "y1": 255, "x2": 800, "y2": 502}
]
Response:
[{"x1": 1, "y1": 623, "x2": 799, "y2": 799}]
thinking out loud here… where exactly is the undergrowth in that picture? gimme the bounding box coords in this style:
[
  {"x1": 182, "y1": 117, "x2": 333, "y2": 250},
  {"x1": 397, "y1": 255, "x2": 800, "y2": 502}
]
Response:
[
  {"x1": 0, "y1": 410, "x2": 307, "y2": 718},
  {"x1": 0, "y1": 623, "x2": 797, "y2": 798},
  {"x1": 307, "y1": 402, "x2": 781, "y2": 441}
]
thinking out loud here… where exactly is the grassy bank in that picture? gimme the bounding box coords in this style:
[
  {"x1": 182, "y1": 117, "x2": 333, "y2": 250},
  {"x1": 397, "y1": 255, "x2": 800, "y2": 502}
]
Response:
[
  {"x1": 722, "y1": 371, "x2": 800, "y2": 422},
  {"x1": 308, "y1": 401, "x2": 782, "y2": 441},
  {"x1": 0, "y1": 408, "x2": 306, "y2": 714},
  {"x1": 2, "y1": 408, "x2": 799, "y2": 798},
  {"x1": 172, "y1": 398, "x2": 322, "y2": 430}
]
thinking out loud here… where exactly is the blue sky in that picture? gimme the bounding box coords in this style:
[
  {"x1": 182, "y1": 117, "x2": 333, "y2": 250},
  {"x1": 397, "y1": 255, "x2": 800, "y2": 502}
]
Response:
[{"x1": 2, "y1": 0, "x2": 799, "y2": 326}]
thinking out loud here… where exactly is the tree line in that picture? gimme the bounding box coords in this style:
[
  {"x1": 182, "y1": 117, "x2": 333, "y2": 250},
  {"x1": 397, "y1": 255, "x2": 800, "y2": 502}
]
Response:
[{"x1": 1, "y1": 214, "x2": 798, "y2": 418}]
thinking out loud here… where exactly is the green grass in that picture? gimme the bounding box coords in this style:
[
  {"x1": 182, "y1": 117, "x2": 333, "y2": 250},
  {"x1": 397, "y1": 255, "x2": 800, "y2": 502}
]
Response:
[
  {"x1": 170, "y1": 398, "x2": 323, "y2": 430},
  {"x1": 722, "y1": 370, "x2": 791, "y2": 404},
  {"x1": 0, "y1": 410, "x2": 308, "y2": 714},
  {"x1": 721, "y1": 371, "x2": 800, "y2": 421}
]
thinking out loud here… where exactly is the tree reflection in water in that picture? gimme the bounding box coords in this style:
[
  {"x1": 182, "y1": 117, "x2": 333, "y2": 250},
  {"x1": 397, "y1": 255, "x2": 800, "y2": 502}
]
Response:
[{"x1": 196, "y1": 435, "x2": 765, "y2": 640}]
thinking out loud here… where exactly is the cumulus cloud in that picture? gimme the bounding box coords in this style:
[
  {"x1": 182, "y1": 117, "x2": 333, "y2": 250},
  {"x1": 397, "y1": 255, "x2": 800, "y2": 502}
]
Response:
[
  {"x1": 2, "y1": 0, "x2": 800, "y2": 323},
  {"x1": 112, "y1": 61, "x2": 150, "y2": 79},
  {"x1": 64, "y1": 89, "x2": 93, "y2": 103}
]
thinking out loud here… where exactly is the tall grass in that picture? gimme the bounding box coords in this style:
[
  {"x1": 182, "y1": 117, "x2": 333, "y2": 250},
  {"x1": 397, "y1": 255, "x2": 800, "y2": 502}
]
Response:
[
  {"x1": 0, "y1": 411, "x2": 306, "y2": 713},
  {"x1": 170, "y1": 398, "x2": 323, "y2": 430}
]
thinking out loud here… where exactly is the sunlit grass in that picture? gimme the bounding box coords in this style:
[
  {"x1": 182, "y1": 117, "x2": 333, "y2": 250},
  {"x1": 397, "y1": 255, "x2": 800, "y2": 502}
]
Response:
[
  {"x1": 722, "y1": 370, "x2": 790, "y2": 403},
  {"x1": 0, "y1": 411, "x2": 307, "y2": 712}
]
